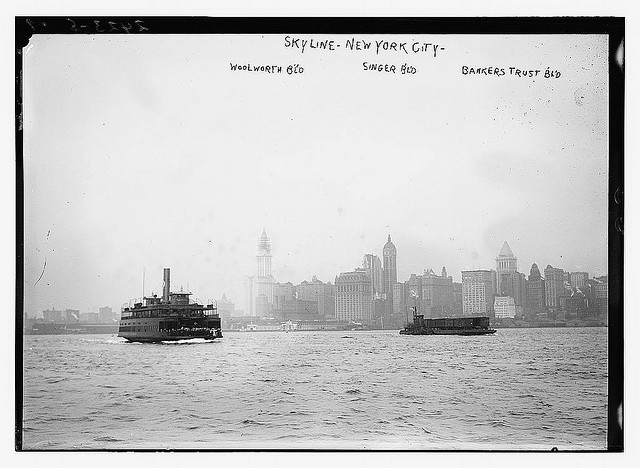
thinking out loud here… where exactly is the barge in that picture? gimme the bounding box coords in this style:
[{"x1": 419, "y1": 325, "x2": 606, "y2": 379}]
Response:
[
  {"x1": 118, "y1": 268, "x2": 222, "y2": 343},
  {"x1": 400, "y1": 307, "x2": 496, "y2": 336}
]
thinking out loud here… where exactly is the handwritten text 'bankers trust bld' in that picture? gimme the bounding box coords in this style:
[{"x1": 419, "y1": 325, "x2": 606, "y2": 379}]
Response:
[{"x1": 284, "y1": 36, "x2": 445, "y2": 57}]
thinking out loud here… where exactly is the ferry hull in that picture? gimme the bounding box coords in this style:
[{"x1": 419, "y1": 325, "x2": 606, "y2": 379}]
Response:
[
  {"x1": 121, "y1": 334, "x2": 220, "y2": 343},
  {"x1": 118, "y1": 323, "x2": 223, "y2": 343},
  {"x1": 399, "y1": 328, "x2": 496, "y2": 336}
]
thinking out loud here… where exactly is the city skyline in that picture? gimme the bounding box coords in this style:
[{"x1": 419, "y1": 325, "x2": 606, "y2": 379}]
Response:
[
  {"x1": 23, "y1": 34, "x2": 608, "y2": 314},
  {"x1": 26, "y1": 229, "x2": 608, "y2": 317}
]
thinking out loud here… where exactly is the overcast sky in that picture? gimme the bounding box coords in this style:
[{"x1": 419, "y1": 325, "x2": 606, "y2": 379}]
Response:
[{"x1": 22, "y1": 33, "x2": 609, "y2": 315}]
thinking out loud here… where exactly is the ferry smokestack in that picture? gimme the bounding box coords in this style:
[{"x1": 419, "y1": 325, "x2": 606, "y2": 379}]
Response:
[{"x1": 163, "y1": 268, "x2": 170, "y2": 303}]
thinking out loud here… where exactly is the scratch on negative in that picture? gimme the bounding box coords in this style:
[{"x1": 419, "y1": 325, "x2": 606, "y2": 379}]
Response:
[{"x1": 34, "y1": 258, "x2": 47, "y2": 286}]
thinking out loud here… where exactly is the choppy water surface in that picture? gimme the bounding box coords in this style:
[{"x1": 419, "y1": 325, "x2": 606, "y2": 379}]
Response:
[{"x1": 22, "y1": 328, "x2": 607, "y2": 450}]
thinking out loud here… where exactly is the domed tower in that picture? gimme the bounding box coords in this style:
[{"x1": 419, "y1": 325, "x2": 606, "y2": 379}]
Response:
[
  {"x1": 529, "y1": 263, "x2": 541, "y2": 281},
  {"x1": 382, "y1": 234, "x2": 397, "y2": 294}
]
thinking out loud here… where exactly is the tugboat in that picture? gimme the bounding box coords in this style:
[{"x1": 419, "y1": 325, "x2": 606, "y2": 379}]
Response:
[
  {"x1": 400, "y1": 305, "x2": 496, "y2": 336},
  {"x1": 118, "y1": 268, "x2": 223, "y2": 343}
]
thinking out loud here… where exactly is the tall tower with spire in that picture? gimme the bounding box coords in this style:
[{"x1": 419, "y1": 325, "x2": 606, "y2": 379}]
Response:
[
  {"x1": 257, "y1": 228, "x2": 272, "y2": 277},
  {"x1": 244, "y1": 229, "x2": 275, "y2": 316},
  {"x1": 382, "y1": 234, "x2": 397, "y2": 294}
]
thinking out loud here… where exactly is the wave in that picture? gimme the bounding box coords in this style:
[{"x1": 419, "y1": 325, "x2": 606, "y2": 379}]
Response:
[
  {"x1": 45, "y1": 377, "x2": 67, "y2": 384},
  {"x1": 241, "y1": 419, "x2": 266, "y2": 426},
  {"x1": 158, "y1": 339, "x2": 214, "y2": 345},
  {"x1": 93, "y1": 436, "x2": 124, "y2": 442},
  {"x1": 22, "y1": 327, "x2": 608, "y2": 450}
]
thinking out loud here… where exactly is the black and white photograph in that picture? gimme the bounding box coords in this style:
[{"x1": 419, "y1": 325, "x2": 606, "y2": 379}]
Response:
[{"x1": 15, "y1": 17, "x2": 624, "y2": 453}]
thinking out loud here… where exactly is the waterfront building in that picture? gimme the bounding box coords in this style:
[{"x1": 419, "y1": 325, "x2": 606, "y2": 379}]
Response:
[
  {"x1": 98, "y1": 306, "x2": 113, "y2": 324},
  {"x1": 525, "y1": 263, "x2": 545, "y2": 316},
  {"x1": 452, "y1": 282, "x2": 463, "y2": 316},
  {"x1": 402, "y1": 273, "x2": 429, "y2": 318},
  {"x1": 255, "y1": 294, "x2": 273, "y2": 317},
  {"x1": 42, "y1": 308, "x2": 64, "y2": 322},
  {"x1": 276, "y1": 299, "x2": 320, "y2": 322},
  {"x1": 80, "y1": 312, "x2": 100, "y2": 323},
  {"x1": 295, "y1": 320, "x2": 340, "y2": 331},
  {"x1": 335, "y1": 269, "x2": 373, "y2": 324},
  {"x1": 392, "y1": 282, "x2": 407, "y2": 327},
  {"x1": 395, "y1": 268, "x2": 455, "y2": 319},
  {"x1": 217, "y1": 294, "x2": 236, "y2": 315},
  {"x1": 216, "y1": 294, "x2": 235, "y2": 328},
  {"x1": 594, "y1": 275, "x2": 608, "y2": 299},
  {"x1": 65, "y1": 309, "x2": 80, "y2": 323},
  {"x1": 563, "y1": 289, "x2": 589, "y2": 318},
  {"x1": 544, "y1": 265, "x2": 565, "y2": 312},
  {"x1": 592, "y1": 275, "x2": 608, "y2": 317},
  {"x1": 243, "y1": 276, "x2": 256, "y2": 317},
  {"x1": 273, "y1": 282, "x2": 296, "y2": 311},
  {"x1": 372, "y1": 297, "x2": 387, "y2": 328},
  {"x1": 421, "y1": 267, "x2": 455, "y2": 317},
  {"x1": 244, "y1": 229, "x2": 276, "y2": 316},
  {"x1": 296, "y1": 276, "x2": 336, "y2": 319},
  {"x1": 494, "y1": 296, "x2": 516, "y2": 318},
  {"x1": 382, "y1": 235, "x2": 397, "y2": 295},
  {"x1": 461, "y1": 270, "x2": 497, "y2": 316},
  {"x1": 272, "y1": 278, "x2": 333, "y2": 322},
  {"x1": 570, "y1": 272, "x2": 589, "y2": 289}
]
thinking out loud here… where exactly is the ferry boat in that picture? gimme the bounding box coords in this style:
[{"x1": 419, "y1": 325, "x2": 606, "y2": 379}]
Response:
[
  {"x1": 118, "y1": 268, "x2": 222, "y2": 343},
  {"x1": 400, "y1": 306, "x2": 496, "y2": 336}
]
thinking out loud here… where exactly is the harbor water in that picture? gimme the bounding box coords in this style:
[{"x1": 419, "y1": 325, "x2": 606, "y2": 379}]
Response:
[{"x1": 21, "y1": 327, "x2": 608, "y2": 450}]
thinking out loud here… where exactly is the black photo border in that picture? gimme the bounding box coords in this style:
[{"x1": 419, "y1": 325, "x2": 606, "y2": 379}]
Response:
[{"x1": 14, "y1": 16, "x2": 624, "y2": 453}]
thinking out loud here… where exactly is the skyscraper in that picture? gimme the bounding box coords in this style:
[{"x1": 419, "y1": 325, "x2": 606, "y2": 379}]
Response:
[
  {"x1": 382, "y1": 235, "x2": 397, "y2": 294},
  {"x1": 335, "y1": 269, "x2": 373, "y2": 324},
  {"x1": 421, "y1": 268, "x2": 455, "y2": 317},
  {"x1": 462, "y1": 270, "x2": 497, "y2": 316},
  {"x1": 570, "y1": 272, "x2": 589, "y2": 289},
  {"x1": 216, "y1": 294, "x2": 236, "y2": 328},
  {"x1": 544, "y1": 265, "x2": 565, "y2": 311},
  {"x1": 296, "y1": 276, "x2": 336, "y2": 319},
  {"x1": 244, "y1": 229, "x2": 275, "y2": 316},
  {"x1": 362, "y1": 254, "x2": 383, "y2": 297},
  {"x1": 392, "y1": 282, "x2": 407, "y2": 325},
  {"x1": 496, "y1": 241, "x2": 517, "y2": 278},
  {"x1": 495, "y1": 241, "x2": 526, "y2": 309},
  {"x1": 525, "y1": 263, "x2": 545, "y2": 315},
  {"x1": 257, "y1": 229, "x2": 272, "y2": 278}
]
